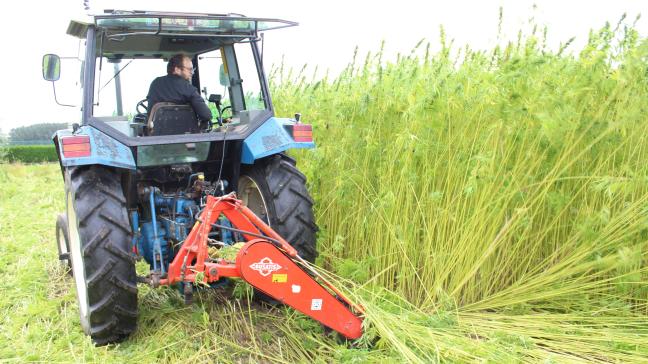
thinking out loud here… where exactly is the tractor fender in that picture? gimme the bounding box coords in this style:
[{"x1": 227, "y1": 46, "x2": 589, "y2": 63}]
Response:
[
  {"x1": 241, "y1": 117, "x2": 315, "y2": 164},
  {"x1": 53, "y1": 125, "x2": 136, "y2": 170}
]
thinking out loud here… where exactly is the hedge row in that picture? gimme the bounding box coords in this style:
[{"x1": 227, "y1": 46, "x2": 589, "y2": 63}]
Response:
[{"x1": 1, "y1": 145, "x2": 58, "y2": 163}]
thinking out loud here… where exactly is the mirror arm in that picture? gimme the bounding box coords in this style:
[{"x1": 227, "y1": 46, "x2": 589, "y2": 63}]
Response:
[{"x1": 51, "y1": 82, "x2": 76, "y2": 108}]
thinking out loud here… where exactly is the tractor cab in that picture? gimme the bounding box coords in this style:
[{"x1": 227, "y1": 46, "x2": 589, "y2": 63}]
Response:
[
  {"x1": 44, "y1": 10, "x2": 296, "y2": 138},
  {"x1": 43, "y1": 10, "x2": 312, "y2": 170}
]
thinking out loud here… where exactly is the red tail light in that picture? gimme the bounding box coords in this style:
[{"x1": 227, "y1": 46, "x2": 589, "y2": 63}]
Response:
[
  {"x1": 61, "y1": 136, "x2": 91, "y2": 158},
  {"x1": 292, "y1": 124, "x2": 313, "y2": 142}
]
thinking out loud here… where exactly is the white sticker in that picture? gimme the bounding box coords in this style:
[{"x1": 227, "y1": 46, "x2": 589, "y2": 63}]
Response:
[
  {"x1": 311, "y1": 298, "x2": 323, "y2": 311},
  {"x1": 292, "y1": 285, "x2": 301, "y2": 294}
]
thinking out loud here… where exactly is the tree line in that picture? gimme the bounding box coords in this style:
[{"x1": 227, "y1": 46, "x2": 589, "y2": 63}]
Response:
[{"x1": 2, "y1": 123, "x2": 68, "y2": 144}]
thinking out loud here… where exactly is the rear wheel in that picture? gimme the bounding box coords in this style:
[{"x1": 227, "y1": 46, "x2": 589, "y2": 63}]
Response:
[
  {"x1": 238, "y1": 154, "x2": 318, "y2": 262},
  {"x1": 65, "y1": 166, "x2": 138, "y2": 346}
]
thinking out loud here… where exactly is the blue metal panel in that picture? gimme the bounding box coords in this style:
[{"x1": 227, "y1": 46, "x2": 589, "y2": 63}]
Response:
[
  {"x1": 241, "y1": 117, "x2": 315, "y2": 164},
  {"x1": 54, "y1": 126, "x2": 136, "y2": 170}
]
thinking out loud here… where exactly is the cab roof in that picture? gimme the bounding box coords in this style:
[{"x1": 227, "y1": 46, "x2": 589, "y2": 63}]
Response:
[{"x1": 67, "y1": 10, "x2": 298, "y2": 60}]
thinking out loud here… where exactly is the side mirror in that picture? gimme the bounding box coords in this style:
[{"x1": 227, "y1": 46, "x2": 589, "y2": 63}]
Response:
[
  {"x1": 219, "y1": 64, "x2": 230, "y2": 87},
  {"x1": 42, "y1": 54, "x2": 61, "y2": 81}
]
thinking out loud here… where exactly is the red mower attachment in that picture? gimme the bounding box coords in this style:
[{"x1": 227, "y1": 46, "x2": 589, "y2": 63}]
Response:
[{"x1": 158, "y1": 193, "x2": 364, "y2": 340}]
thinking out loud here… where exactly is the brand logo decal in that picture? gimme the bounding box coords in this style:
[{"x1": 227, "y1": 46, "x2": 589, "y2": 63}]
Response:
[{"x1": 249, "y1": 257, "x2": 282, "y2": 277}]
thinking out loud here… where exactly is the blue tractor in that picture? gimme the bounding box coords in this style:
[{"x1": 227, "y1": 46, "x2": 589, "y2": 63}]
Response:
[{"x1": 44, "y1": 10, "x2": 320, "y2": 345}]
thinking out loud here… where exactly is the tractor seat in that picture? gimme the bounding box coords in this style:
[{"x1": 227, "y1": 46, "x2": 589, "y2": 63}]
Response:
[{"x1": 147, "y1": 102, "x2": 200, "y2": 136}]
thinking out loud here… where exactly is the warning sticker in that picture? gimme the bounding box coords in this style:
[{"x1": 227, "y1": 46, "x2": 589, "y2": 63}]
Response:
[
  {"x1": 272, "y1": 274, "x2": 288, "y2": 283},
  {"x1": 311, "y1": 298, "x2": 323, "y2": 311}
]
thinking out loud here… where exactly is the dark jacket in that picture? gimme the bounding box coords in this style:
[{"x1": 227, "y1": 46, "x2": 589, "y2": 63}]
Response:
[{"x1": 147, "y1": 74, "x2": 212, "y2": 121}]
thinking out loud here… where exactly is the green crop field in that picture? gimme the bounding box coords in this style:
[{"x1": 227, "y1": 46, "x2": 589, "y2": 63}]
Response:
[{"x1": 1, "y1": 20, "x2": 647, "y2": 363}]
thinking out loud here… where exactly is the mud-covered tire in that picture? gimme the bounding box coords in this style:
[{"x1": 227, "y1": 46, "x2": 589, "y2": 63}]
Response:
[
  {"x1": 55, "y1": 213, "x2": 71, "y2": 274},
  {"x1": 239, "y1": 154, "x2": 318, "y2": 262},
  {"x1": 65, "y1": 166, "x2": 138, "y2": 346}
]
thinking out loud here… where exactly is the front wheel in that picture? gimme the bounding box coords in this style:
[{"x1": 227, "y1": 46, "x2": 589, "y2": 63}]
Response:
[
  {"x1": 55, "y1": 213, "x2": 71, "y2": 274},
  {"x1": 65, "y1": 166, "x2": 138, "y2": 346},
  {"x1": 238, "y1": 154, "x2": 318, "y2": 262}
]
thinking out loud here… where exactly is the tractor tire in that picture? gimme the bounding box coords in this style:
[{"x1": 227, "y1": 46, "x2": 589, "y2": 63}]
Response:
[
  {"x1": 55, "y1": 213, "x2": 71, "y2": 275},
  {"x1": 238, "y1": 154, "x2": 318, "y2": 262},
  {"x1": 65, "y1": 166, "x2": 138, "y2": 346}
]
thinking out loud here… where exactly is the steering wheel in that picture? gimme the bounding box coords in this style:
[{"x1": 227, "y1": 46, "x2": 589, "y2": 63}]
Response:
[
  {"x1": 136, "y1": 99, "x2": 149, "y2": 114},
  {"x1": 131, "y1": 99, "x2": 150, "y2": 132},
  {"x1": 218, "y1": 105, "x2": 233, "y2": 126}
]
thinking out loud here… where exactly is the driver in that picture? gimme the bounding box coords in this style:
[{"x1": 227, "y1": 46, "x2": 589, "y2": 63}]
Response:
[{"x1": 147, "y1": 54, "x2": 212, "y2": 123}]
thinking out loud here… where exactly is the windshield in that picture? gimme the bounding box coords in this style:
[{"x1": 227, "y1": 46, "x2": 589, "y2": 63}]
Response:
[
  {"x1": 94, "y1": 58, "x2": 160, "y2": 119},
  {"x1": 93, "y1": 42, "x2": 267, "y2": 134}
]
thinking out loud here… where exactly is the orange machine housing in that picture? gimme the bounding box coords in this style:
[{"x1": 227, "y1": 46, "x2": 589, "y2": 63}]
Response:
[{"x1": 159, "y1": 194, "x2": 363, "y2": 339}]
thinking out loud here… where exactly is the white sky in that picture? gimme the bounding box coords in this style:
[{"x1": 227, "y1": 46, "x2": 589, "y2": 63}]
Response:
[{"x1": 0, "y1": 0, "x2": 645, "y2": 132}]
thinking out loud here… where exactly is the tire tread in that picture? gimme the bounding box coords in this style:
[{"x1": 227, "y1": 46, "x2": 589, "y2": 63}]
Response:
[
  {"x1": 66, "y1": 166, "x2": 137, "y2": 346},
  {"x1": 241, "y1": 154, "x2": 318, "y2": 262}
]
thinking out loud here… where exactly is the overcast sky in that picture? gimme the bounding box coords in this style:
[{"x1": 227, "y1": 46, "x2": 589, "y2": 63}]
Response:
[{"x1": 0, "y1": 0, "x2": 645, "y2": 132}]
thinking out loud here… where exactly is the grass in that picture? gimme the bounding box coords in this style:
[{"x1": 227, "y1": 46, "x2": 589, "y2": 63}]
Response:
[
  {"x1": 2, "y1": 17, "x2": 648, "y2": 363},
  {"x1": 0, "y1": 145, "x2": 57, "y2": 163}
]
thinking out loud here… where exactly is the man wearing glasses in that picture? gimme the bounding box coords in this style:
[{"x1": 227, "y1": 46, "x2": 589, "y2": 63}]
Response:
[{"x1": 146, "y1": 54, "x2": 213, "y2": 123}]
